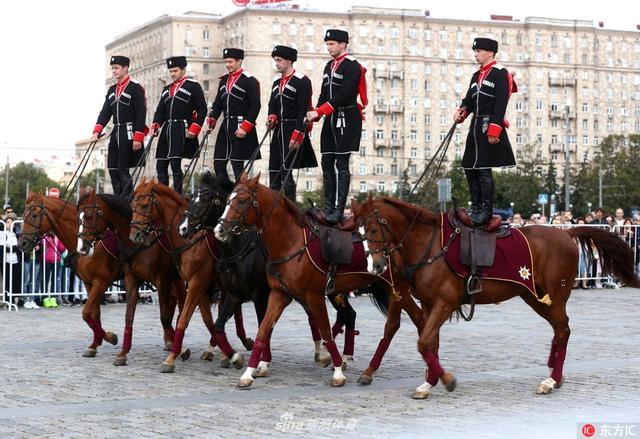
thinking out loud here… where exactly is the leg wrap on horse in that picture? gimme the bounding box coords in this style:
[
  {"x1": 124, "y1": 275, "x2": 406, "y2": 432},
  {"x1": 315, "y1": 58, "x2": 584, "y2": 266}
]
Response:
[
  {"x1": 234, "y1": 310, "x2": 247, "y2": 341},
  {"x1": 215, "y1": 331, "x2": 234, "y2": 357},
  {"x1": 171, "y1": 328, "x2": 186, "y2": 355},
  {"x1": 156, "y1": 161, "x2": 170, "y2": 186},
  {"x1": 248, "y1": 339, "x2": 268, "y2": 368},
  {"x1": 322, "y1": 340, "x2": 343, "y2": 367},
  {"x1": 547, "y1": 339, "x2": 558, "y2": 368},
  {"x1": 87, "y1": 319, "x2": 106, "y2": 346},
  {"x1": 550, "y1": 345, "x2": 567, "y2": 383},
  {"x1": 369, "y1": 337, "x2": 391, "y2": 371},
  {"x1": 122, "y1": 325, "x2": 133, "y2": 353},
  {"x1": 260, "y1": 328, "x2": 273, "y2": 363},
  {"x1": 423, "y1": 350, "x2": 444, "y2": 386},
  {"x1": 343, "y1": 328, "x2": 356, "y2": 356},
  {"x1": 331, "y1": 319, "x2": 344, "y2": 339},
  {"x1": 164, "y1": 327, "x2": 176, "y2": 343}
]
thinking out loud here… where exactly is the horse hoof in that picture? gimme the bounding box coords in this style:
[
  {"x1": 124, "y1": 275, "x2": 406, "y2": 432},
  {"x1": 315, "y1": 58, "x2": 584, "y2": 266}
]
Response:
[
  {"x1": 113, "y1": 356, "x2": 127, "y2": 366},
  {"x1": 160, "y1": 362, "x2": 175, "y2": 373},
  {"x1": 330, "y1": 377, "x2": 346, "y2": 387},
  {"x1": 242, "y1": 338, "x2": 254, "y2": 351},
  {"x1": 357, "y1": 374, "x2": 373, "y2": 385},
  {"x1": 254, "y1": 367, "x2": 270, "y2": 378},
  {"x1": 164, "y1": 341, "x2": 173, "y2": 352},
  {"x1": 201, "y1": 351, "x2": 214, "y2": 361},
  {"x1": 318, "y1": 355, "x2": 332, "y2": 368},
  {"x1": 238, "y1": 378, "x2": 254, "y2": 389},
  {"x1": 107, "y1": 333, "x2": 118, "y2": 346},
  {"x1": 232, "y1": 353, "x2": 245, "y2": 370},
  {"x1": 82, "y1": 348, "x2": 97, "y2": 358},
  {"x1": 536, "y1": 377, "x2": 557, "y2": 394},
  {"x1": 441, "y1": 373, "x2": 457, "y2": 392},
  {"x1": 411, "y1": 390, "x2": 429, "y2": 399},
  {"x1": 180, "y1": 349, "x2": 191, "y2": 361},
  {"x1": 220, "y1": 356, "x2": 231, "y2": 368}
]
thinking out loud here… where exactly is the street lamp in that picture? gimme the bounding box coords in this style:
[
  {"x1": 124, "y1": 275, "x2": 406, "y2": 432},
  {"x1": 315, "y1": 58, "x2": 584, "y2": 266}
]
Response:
[
  {"x1": 563, "y1": 102, "x2": 572, "y2": 211},
  {"x1": 510, "y1": 201, "x2": 514, "y2": 214},
  {"x1": 587, "y1": 201, "x2": 592, "y2": 214}
]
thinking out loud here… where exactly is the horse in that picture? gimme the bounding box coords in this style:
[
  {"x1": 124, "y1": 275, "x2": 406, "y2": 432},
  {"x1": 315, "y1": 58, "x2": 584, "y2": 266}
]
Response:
[
  {"x1": 18, "y1": 192, "x2": 122, "y2": 358},
  {"x1": 129, "y1": 179, "x2": 252, "y2": 372},
  {"x1": 76, "y1": 189, "x2": 193, "y2": 366},
  {"x1": 214, "y1": 174, "x2": 425, "y2": 388},
  {"x1": 351, "y1": 195, "x2": 640, "y2": 398},
  {"x1": 178, "y1": 171, "x2": 365, "y2": 376}
]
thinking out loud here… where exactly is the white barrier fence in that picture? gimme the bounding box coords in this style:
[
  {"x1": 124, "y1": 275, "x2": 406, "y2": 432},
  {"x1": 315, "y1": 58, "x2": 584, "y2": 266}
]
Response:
[
  {"x1": 1, "y1": 219, "x2": 154, "y2": 311},
  {"x1": 2, "y1": 219, "x2": 637, "y2": 311}
]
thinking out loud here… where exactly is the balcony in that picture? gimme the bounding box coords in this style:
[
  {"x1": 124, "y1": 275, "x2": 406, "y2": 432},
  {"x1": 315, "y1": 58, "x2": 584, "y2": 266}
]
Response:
[
  {"x1": 373, "y1": 104, "x2": 389, "y2": 113},
  {"x1": 548, "y1": 76, "x2": 576, "y2": 87},
  {"x1": 389, "y1": 104, "x2": 404, "y2": 113},
  {"x1": 389, "y1": 70, "x2": 404, "y2": 80},
  {"x1": 549, "y1": 110, "x2": 576, "y2": 119},
  {"x1": 390, "y1": 139, "x2": 402, "y2": 148},
  {"x1": 374, "y1": 138, "x2": 389, "y2": 148},
  {"x1": 374, "y1": 69, "x2": 387, "y2": 79}
]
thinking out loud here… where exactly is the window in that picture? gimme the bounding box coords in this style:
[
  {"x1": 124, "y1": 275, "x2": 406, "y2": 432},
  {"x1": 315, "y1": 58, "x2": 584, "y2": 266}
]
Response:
[
  {"x1": 582, "y1": 119, "x2": 588, "y2": 129},
  {"x1": 536, "y1": 101, "x2": 544, "y2": 111},
  {"x1": 410, "y1": 147, "x2": 417, "y2": 158},
  {"x1": 411, "y1": 79, "x2": 418, "y2": 90},
  {"x1": 360, "y1": 146, "x2": 366, "y2": 157},
  {"x1": 424, "y1": 80, "x2": 431, "y2": 91},
  {"x1": 582, "y1": 102, "x2": 588, "y2": 112},
  {"x1": 536, "y1": 117, "x2": 543, "y2": 127},
  {"x1": 185, "y1": 30, "x2": 193, "y2": 41},
  {"x1": 425, "y1": 131, "x2": 431, "y2": 142},
  {"x1": 289, "y1": 23, "x2": 298, "y2": 35},
  {"x1": 375, "y1": 130, "x2": 384, "y2": 140},
  {"x1": 516, "y1": 134, "x2": 523, "y2": 144},
  {"x1": 203, "y1": 48, "x2": 210, "y2": 58},
  {"x1": 305, "y1": 180, "x2": 313, "y2": 191},
  {"x1": 409, "y1": 28, "x2": 417, "y2": 39},
  {"x1": 375, "y1": 27, "x2": 385, "y2": 39},
  {"x1": 583, "y1": 136, "x2": 589, "y2": 145},
  {"x1": 359, "y1": 163, "x2": 367, "y2": 175},
  {"x1": 306, "y1": 25, "x2": 314, "y2": 36},
  {"x1": 203, "y1": 80, "x2": 209, "y2": 92},
  {"x1": 203, "y1": 29, "x2": 210, "y2": 40},
  {"x1": 203, "y1": 63, "x2": 209, "y2": 75},
  {"x1": 439, "y1": 30, "x2": 448, "y2": 41},
  {"x1": 536, "y1": 134, "x2": 543, "y2": 144},
  {"x1": 359, "y1": 181, "x2": 367, "y2": 193},
  {"x1": 440, "y1": 114, "x2": 448, "y2": 125},
  {"x1": 440, "y1": 83, "x2": 448, "y2": 92},
  {"x1": 425, "y1": 113, "x2": 431, "y2": 124},
  {"x1": 361, "y1": 130, "x2": 368, "y2": 140},
  {"x1": 424, "y1": 98, "x2": 431, "y2": 109},
  {"x1": 390, "y1": 27, "x2": 399, "y2": 38},
  {"x1": 390, "y1": 164, "x2": 398, "y2": 176},
  {"x1": 375, "y1": 164, "x2": 384, "y2": 174},
  {"x1": 424, "y1": 29, "x2": 431, "y2": 41},
  {"x1": 410, "y1": 113, "x2": 417, "y2": 124},
  {"x1": 359, "y1": 26, "x2": 369, "y2": 37},
  {"x1": 377, "y1": 182, "x2": 386, "y2": 193},
  {"x1": 409, "y1": 131, "x2": 417, "y2": 142},
  {"x1": 551, "y1": 135, "x2": 558, "y2": 144},
  {"x1": 272, "y1": 23, "x2": 281, "y2": 35},
  {"x1": 515, "y1": 101, "x2": 523, "y2": 112}
]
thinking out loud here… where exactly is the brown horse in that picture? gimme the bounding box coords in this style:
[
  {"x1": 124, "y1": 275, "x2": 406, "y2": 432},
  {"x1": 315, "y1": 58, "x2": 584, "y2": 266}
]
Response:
[
  {"x1": 76, "y1": 189, "x2": 192, "y2": 365},
  {"x1": 129, "y1": 180, "x2": 249, "y2": 373},
  {"x1": 18, "y1": 193, "x2": 121, "y2": 357},
  {"x1": 214, "y1": 174, "x2": 425, "y2": 388},
  {"x1": 352, "y1": 196, "x2": 640, "y2": 398}
]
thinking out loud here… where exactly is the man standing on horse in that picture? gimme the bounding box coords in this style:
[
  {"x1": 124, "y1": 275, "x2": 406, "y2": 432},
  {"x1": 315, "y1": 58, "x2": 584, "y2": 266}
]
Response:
[
  {"x1": 306, "y1": 29, "x2": 368, "y2": 224},
  {"x1": 150, "y1": 56, "x2": 208, "y2": 195},
  {"x1": 454, "y1": 37, "x2": 517, "y2": 227},
  {"x1": 207, "y1": 48, "x2": 261, "y2": 182},
  {"x1": 266, "y1": 45, "x2": 317, "y2": 201},
  {"x1": 92, "y1": 55, "x2": 146, "y2": 198}
]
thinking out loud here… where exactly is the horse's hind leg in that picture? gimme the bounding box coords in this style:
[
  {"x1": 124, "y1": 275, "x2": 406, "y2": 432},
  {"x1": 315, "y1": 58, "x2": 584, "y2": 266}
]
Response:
[
  {"x1": 114, "y1": 275, "x2": 139, "y2": 366},
  {"x1": 214, "y1": 293, "x2": 245, "y2": 369},
  {"x1": 328, "y1": 294, "x2": 345, "y2": 339},
  {"x1": 234, "y1": 309, "x2": 254, "y2": 350},
  {"x1": 520, "y1": 292, "x2": 571, "y2": 394},
  {"x1": 334, "y1": 294, "x2": 357, "y2": 367},
  {"x1": 82, "y1": 282, "x2": 118, "y2": 358},
  {"x1": 305, "y1": 309, "x2": 323, "y2": 362}
]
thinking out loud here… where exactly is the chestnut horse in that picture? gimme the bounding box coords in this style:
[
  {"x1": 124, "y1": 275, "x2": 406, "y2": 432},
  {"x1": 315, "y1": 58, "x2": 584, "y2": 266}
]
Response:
[
  {"x1": 352, "y1": 196, "x2": 640, "y2": 398},
  {"x1": 214, "y1": 174, "x2": 425, "y2": 388},
  {"x1": 130, "y1": 180, "x2": 254, "y2": 373},
  {"x1": 76, "y1": 189, "x2": 193, "y2": 365},
  {"x1": 178, "y1": 171, "x2": 367, "y2": 376},
  {"x1": 18, "y1": 193, "x2": 121, "y2": 357}
]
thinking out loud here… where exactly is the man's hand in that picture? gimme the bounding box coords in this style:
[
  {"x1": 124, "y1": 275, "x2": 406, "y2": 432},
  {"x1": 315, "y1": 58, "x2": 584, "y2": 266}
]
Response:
[
  {"x1": 488, "y1": 136, "x2": 500, "y2": 145},
  {"x1": 207, "y1": 118, "x2": 216, "y2": 134},
  {"x1": 288, "y1": 139, "x2": 301, "y2": 150},
  {"x1": 186, "y1": 132, "x2": 196, "y2": 139},
  {"x1": 150, "y1": 127, "x2": 159, "y2": 137},
  {"x1": 235, "y1": 128, "x2": 247, "y2": 139},
  {"x1": 453, "y1": 108, "x2": 466, "y2": 123},
  {"x1": 266, "y1": 118, "x2": 276, "y2": 130},
  {"x1": 305, "y1": 110, "x2": 319, "y2": 123},
  {"x1": 132, "y1": 141, "x2": 142, "y2": 151},
  {"x1": 91, "y1": 133, "x2": 99, "y2": 142}
]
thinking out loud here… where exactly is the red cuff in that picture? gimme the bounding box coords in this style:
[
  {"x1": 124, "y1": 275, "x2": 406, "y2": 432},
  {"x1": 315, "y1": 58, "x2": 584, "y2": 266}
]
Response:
[
  {"x1": 240, "y1": 120, "x2": 255, "y2": 133},
  {"x1": 188, "y1": 123, "x2": 202, "y2": 136},
  {"x1": 290, "y1": 130, "x2": 304, "y2": 144},
  {"x1": 151, "y1": 122, "x2": 160, "y2": 131},
  {"x1": 487, "y1": 123, "x2": 503, "y2": 138},
  {"x1": 93, "y1": 124, "x2": 103, "y2": 135},
  {"x1": 133, "y1": 131, "x2": 145, "y2": 143},
  {"x1": 316, "y1": 102, "x2": 335, "y2": 117},
  {"x1": 502, "y1": 119, "x2": 510, "y2": 129}
]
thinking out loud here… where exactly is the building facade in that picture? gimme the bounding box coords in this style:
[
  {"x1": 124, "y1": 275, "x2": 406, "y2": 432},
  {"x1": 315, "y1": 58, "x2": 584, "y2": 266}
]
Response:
[{"x1": 95, "y1": 6, "x2": 640, "y2": 199}]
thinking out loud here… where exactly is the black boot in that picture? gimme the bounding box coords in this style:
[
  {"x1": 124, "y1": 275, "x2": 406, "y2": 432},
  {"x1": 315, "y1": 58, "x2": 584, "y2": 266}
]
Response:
[
  {"x1": 322, "y1": 172, "x2": 336, "y2": 216},
  {"x1": 465, "y1": 169, "x2": 481, "y2": 217},
  {"x1": 283, "y1": 181, "x2": 297, "y2": 203},
  {"x1": 173, "y1": 171, "x2": 184, "y2": 195},
  {"x1": 472, "y1": 169, "x2": 495, "y2": 226},
  {"x1": 325, "y1": 169, "x2": 350, "y2": 224},
  {"x1": 109, "y1": 170, "x2": 123, "y2": 197},
  {"x1": 119, "y1": 169, "x2": 133, "y2": 198}
]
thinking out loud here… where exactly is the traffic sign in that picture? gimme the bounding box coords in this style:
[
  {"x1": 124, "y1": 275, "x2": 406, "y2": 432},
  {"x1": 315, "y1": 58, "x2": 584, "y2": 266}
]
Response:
[
  {"x1": 48, "y1": 188, "x2": 60, "y2": 198},
  {"x1": 537, "y1": 193, "x2": 548, "y2": 205}
]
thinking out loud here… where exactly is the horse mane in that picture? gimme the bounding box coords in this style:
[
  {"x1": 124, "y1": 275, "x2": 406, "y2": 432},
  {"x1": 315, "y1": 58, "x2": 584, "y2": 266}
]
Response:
[
  {"x1": 380, "y1": 197, "x2": 437, "y2": 225},
  {"x1": 260, "y1": 184, "x2": 307, "y2": 228},
  {"x1": 149, "y1": 182, "x2": 189, "y2": 207},
  {"x1": 96, "y1": 193, "x2": 133, "y2": 221}
]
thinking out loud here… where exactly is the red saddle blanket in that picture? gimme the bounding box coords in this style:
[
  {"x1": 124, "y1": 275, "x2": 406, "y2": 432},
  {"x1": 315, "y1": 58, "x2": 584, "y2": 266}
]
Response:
[
  {"x1": 304, "y1": 228, "x2": 392, "y2": 284},
  {"x1": 204, "y1": 230, "x2": 220, "y2": 259},
  {"x1": 440, "y1": 212, "x2": 539, "y2": 298},
  {"x1": 100, "y1": 229, "x2": 120, "y2": 259}
]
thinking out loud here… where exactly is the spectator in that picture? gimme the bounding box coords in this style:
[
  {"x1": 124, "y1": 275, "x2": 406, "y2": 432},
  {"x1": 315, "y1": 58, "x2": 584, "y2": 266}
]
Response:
[
  {"x1": 42, "y1": 234, "x2": 66, "y2": 307},
  {"x1": 585, "y1": 213, "x2": 595, "y2": 224},
  {"x1": 563, "y1": 210, "x2": 575, "y2": 224},
  {"x1": 592, "y1": 208, "x2": 607, "y2": 225},
  {"x1": 1, "y1": 217, "x2": 23, "y2": 306},
  {"x1": 22, "y1": 240, "x2": 43, "y2": 309},
  {"x1": 613, "y1": 208, "x2": 625, "y2": 227}
]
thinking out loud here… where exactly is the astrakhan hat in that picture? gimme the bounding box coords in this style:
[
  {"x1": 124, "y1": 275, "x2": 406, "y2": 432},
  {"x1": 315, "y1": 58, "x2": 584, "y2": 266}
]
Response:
[
  {"x1": 324, "y1": 29, "x2": 349, "y2": 44},
  {"x1": 271, "y1": 45, "x2": 297, "y2": 62},
  {"x1": 166, "y1": 56, "x2": 187, "y2": 68}
]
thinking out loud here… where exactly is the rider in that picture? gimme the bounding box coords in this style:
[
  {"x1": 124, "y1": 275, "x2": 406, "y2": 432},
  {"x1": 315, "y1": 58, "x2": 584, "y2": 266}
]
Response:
[
  {"x1": 266, "y1": 45, "x2": 317, "y2": 201},
  {"x1": 208, "y1": 48, "x2": 261, "y2": 182},
  {"x1": 150, "y1": 56, "x2": 208, "y2": 194},
  {"x1": 454, "y1": 37, "x2": 517, "y2": 226},
  {"x1": 92, "y1": 55, "x2": 146, "y2": 198},
  {"x1": 306, "y1": 29, "x2": 368, "y2": 224}
]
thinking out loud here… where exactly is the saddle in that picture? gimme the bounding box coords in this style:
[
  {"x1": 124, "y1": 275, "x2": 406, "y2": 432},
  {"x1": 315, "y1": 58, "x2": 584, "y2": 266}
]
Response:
[{"x1": 306, "y1": 207, "x2": 357, "y2": 232}]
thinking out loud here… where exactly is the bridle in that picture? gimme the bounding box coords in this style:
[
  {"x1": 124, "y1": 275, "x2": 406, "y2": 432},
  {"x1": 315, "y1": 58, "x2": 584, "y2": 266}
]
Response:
[
  {"x1": 184, "y1": 186, "x2": 227, "y2": 233},
  {"x1": 78, "y1": 199, "x2": 110, "y2": 244},
  {"x1": 218, "y1": 186, "x2": 260, "y2": 236},
  {"x1": 130, "y1": 191, "x2": 163, "y2": 237}
]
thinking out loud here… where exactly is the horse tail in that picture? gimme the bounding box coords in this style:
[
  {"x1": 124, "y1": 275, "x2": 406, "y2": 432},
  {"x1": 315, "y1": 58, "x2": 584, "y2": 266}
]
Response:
[
  {"x1": 566, "y1": 227, "x2": 640, "y2": 288},
  {"x1": 367, "y1": 281, "x2": 390, "y2": 317}
]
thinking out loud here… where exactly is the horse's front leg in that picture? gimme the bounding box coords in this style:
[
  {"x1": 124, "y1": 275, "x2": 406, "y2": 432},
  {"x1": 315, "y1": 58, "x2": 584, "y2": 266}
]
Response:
[
  {"x1": 114, "y1": 274, "x2": 139, "y2": 366},
  {"x1": 82, "y1": 281, "x2": 118, "y2": 358},
  {"x1": 238, "y1": 289, "x2": 292, "y2": 389}
]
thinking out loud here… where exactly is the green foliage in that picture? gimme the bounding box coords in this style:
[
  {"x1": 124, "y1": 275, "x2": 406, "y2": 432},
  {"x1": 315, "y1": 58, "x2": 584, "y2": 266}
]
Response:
[{"x1": 0, "y1": 162, "x2": 58, "y2": 214}]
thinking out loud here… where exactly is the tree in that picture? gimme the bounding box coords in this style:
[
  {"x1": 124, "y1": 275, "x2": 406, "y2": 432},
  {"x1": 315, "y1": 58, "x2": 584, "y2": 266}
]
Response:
[{"x1": 0, "y1": 162, "x2": 58, "y2": 214}]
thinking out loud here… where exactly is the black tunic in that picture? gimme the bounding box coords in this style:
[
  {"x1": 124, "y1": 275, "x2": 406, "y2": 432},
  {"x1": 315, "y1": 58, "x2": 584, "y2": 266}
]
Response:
[
  {"x1": 209, "y1": 70, "x2": 261, "y2": 161},
  {"x1": 267, "y1": 71, "x2": 318, "y2": 171},
  {"x1": 315, "y1": 54, "x2": 365, "y2": 154},
  {"x1": 94, "y1": 77, "x2": 146, "y2": 169},
  {"x1": 152, "y1": 77, "x2": 207, "y2": 160},
  {"x1": 459, "y1": 62, "x2": 516, "y2": 169}
]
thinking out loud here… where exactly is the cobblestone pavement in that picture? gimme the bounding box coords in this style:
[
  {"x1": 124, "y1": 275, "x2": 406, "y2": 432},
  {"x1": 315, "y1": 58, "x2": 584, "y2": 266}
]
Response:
[{"x1": 1, "y1": 288, "x2": 639, "y2": 439}]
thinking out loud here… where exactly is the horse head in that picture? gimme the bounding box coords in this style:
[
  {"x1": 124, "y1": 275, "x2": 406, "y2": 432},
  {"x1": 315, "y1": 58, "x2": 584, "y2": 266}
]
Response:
[
  {"x1": 179, "y1": 171, "x2": 234, "y2": 239},
  {"x1": 18, "y1": 192, "x2": 64, "y2": 253},
  {"x1": 76, "y1": 188, "x2": 108, "y2": 255},
  {"x1": 214, "y1": 172, "x2": 261, "y2": 243},
  {"x1": 130, "y1": 180, "x2": 162, "y2": 246}
]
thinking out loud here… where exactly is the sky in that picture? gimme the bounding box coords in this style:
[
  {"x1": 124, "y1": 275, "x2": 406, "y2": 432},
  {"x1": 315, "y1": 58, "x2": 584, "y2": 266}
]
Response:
[{"x1": 0, "y1": 0, "x2": 637, "y2": 165}]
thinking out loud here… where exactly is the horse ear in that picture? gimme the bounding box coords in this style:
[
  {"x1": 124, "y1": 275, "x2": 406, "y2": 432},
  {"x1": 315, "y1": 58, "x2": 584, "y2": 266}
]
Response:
[
  {"x1": 351, "y1": 198, "x2": 361, "y2": 213},
  {"x1": 249, "y1": 172, "x2": 261, "y2": 186},
  {"x1": 217, "y1": 173, "x2": 234, "y2": 192},
  {"x1": 91, "y1": 187, "x2": 96, "y2": 196},
  {"x1": 79, "y1": 187, "x2": 88, "y2": 197},
  {"x1": 201, "y1": 171, "x2": 212, "y2": 185}
]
